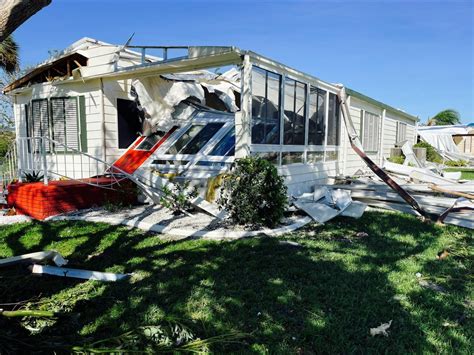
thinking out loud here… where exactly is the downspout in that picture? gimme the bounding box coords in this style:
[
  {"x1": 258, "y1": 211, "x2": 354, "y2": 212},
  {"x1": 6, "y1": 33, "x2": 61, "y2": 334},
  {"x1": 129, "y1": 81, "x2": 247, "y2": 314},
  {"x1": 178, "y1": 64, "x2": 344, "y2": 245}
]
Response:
[{"x1": 99, "y1": 78, "x2": 107, "y2": 162}]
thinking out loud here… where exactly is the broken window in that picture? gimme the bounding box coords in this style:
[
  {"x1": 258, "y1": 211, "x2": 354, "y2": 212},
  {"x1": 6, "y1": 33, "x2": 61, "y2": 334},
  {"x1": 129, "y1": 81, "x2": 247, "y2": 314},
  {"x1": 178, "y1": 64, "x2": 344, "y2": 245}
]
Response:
[
  {"x1": 117, "y1": 98, "x2": 144, "y2": 149},
  {"x1": 251, "y1": 66, "x2": 281, "y2": 145},
  {"x1": 361, "y1": 111, "x2": 381, "y2": 152},
  {"x1": 308, "y1": 87, "x2": 326, "y2": 145},
  {"x1": 283, "y1": 79, "x2": 306, "y2": 145},
  {"x1": 326, "y1": 93, "x2": 340, "y2": 146}
]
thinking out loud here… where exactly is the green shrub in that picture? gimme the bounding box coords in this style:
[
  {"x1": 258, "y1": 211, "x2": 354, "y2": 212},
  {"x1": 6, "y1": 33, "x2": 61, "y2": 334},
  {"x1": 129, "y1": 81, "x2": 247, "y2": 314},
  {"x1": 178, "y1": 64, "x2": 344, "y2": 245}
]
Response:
[
  {"x1": 160, "y1": 180, "x2": 198, "y2": 215},
  {"x1": 387, "y1": 155, "x2": 405, "y2": 164},
  {"x1": 445, "y1": 159, "x2": 468, "y2": 167},
  {"x1": 413, "y1": 141, "x2": 443, "y2": 163},
  {"x1": 218, "y1": 157, "x2": 287, "y2": 228}
]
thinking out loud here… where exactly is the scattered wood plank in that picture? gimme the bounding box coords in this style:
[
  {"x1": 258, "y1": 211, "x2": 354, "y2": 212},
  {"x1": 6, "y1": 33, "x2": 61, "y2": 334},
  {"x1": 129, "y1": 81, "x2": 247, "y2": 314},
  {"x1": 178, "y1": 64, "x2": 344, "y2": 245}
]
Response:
[{"x1": 430, "y1": 185, "x2": 474, "y2": 200}]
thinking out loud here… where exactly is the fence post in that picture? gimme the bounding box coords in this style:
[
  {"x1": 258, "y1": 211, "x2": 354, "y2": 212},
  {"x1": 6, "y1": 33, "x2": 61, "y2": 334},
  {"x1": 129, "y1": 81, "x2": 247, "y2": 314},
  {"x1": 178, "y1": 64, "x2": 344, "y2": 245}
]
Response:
[{"x1": 41, "y1": 138, "x2": 48, "y2": 185}]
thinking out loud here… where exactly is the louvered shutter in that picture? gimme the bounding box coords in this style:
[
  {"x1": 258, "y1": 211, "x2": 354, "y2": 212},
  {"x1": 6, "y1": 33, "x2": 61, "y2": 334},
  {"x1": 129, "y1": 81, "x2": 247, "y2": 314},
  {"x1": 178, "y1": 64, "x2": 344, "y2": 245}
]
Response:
[
  {"x1": 64, "y1": 98, "x2": 79, "y2": 150},
  {"x1": 362, "y1": 111, "x2": 380, "y2": 152},
  {"x1": 51, "y1": 99, "x2": 66, "y2": 151},
  {"x1": 31, "y1": 99, "x2": 50, "y2": 152}
]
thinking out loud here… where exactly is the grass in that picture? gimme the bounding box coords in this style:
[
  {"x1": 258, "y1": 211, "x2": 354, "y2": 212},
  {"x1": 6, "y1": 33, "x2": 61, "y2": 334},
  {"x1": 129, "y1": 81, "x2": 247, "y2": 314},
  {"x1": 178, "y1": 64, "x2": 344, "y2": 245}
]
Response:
[
  {"x1": 0, "y1": 211, "x2": 472, "y2": 353},
  {"x1": 444, "y1": 167, "x2": 474, "y2": 180}
]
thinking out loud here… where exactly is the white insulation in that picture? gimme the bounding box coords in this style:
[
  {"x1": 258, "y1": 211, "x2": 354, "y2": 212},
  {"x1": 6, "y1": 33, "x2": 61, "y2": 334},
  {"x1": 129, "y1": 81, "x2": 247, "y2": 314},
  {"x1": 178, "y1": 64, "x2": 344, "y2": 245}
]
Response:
[{"x1": 133, "y1": 76, "x2": 205, "y2": 132}]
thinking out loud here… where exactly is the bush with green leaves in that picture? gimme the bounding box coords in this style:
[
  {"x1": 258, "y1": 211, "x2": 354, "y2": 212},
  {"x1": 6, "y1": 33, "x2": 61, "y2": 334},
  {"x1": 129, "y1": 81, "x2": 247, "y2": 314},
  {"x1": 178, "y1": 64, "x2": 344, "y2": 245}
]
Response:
[
  {"x1": 445, "y1": 159, "x2": 468, "y2": 167},
  {"x1": 387, "y1": 155, "x2": 405, "y2": 164},
  {"x1": 413, "y1": 141, "x2": 443, "y2": 163},
  {"x1": 160, "y1": 180, "x2": 198, "y2": 215},
  {"x1": 218, "y1": 157, "x2": 287, "y2": 228}
]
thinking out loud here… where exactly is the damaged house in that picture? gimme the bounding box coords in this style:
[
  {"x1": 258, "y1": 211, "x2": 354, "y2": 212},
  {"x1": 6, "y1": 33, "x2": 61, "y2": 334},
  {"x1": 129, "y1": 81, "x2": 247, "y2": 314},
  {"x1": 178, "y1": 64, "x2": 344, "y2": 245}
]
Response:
[{"x1": 3, "y1": 37, "x2": 419, "y2": 218}]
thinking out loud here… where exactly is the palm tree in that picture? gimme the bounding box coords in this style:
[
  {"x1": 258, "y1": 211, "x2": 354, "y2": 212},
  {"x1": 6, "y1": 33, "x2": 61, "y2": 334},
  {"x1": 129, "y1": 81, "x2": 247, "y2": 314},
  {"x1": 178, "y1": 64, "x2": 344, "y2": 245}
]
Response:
[
  {"x1": 427, "y1": 109, "x2": 461, "y2": 126},
  {"x1": 0, "y1": 36, "x2": 19, "y2": 74}
]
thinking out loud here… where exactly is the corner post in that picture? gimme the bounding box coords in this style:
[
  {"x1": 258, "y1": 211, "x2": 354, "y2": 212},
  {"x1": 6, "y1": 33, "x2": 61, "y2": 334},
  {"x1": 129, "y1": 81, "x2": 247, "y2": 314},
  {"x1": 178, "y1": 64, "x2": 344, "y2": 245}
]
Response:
[{"x1": 235, "y1": 54, "x2": 252, "y2": 159}]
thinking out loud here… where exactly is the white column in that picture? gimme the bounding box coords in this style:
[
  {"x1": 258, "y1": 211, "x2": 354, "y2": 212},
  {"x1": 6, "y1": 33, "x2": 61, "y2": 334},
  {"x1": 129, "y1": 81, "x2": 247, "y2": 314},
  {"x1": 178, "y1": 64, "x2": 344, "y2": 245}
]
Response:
[{"x1": 235, "y1": 55, "x2": 252, "y2": 159}]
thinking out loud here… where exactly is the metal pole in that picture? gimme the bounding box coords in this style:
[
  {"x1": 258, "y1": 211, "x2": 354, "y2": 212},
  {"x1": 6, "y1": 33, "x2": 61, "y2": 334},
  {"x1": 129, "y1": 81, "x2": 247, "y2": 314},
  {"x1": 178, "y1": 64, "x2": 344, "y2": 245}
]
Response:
[{"x1": 41, "y1": 138, "x2": 48, "y2": 185}]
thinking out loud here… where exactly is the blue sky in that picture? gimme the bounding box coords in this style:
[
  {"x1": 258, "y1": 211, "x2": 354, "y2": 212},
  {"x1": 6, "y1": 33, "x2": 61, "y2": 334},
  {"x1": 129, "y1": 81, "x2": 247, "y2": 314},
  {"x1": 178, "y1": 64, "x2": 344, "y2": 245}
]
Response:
[{"x1": 12, "y1": 0, "x2": 473, "y2": 123}]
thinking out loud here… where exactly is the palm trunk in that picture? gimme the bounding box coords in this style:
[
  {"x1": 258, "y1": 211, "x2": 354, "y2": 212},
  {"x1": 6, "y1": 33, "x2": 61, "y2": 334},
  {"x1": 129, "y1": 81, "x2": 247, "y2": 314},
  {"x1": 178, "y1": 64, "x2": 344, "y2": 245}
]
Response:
[{"x1": 0, "y1": 0, "x2": 52, "y2": 43}]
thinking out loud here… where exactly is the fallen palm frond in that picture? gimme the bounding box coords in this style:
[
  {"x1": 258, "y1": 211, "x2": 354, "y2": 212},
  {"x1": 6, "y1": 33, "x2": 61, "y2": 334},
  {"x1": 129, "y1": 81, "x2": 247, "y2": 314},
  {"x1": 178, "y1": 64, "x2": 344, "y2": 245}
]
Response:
[{"x1": 71, "y1": 321, "x2": 247, "y2": 354}]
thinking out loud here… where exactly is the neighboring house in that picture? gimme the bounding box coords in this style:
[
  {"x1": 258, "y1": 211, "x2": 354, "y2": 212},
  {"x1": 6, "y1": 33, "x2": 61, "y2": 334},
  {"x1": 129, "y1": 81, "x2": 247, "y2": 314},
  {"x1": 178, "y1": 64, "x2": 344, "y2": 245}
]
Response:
[{"x1": 3, "y1": 37, "x2": 418, "y2": 197}]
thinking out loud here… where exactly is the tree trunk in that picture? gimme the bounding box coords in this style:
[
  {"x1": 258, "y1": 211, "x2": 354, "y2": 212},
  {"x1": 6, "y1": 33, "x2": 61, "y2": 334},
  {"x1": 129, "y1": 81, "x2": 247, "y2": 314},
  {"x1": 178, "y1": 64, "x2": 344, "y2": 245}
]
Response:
[{"x1": 0, "y1": 0, "x2": 52, "y2": 42}]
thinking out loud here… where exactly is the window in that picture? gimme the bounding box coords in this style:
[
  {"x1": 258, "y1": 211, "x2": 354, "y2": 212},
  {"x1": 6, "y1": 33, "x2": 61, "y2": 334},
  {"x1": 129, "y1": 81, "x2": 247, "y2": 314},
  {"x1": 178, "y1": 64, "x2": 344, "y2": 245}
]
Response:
[
  {"x1": 396, "y1": 121, "x2": 407, "y2": 144},
  {"x1": 308, "y1": 87, "x2": 326, "y2": 145},
  {"x1": 283, "y1": 79, "x2": 306, "y2": 145},
  {"x1": 326, "y1": 93, "x2": 340, "y2": 146},
  {"x1": 251, "y1": 67, "x2": 281, "y2": 145},
  {"x1": 209, "y1": 128, "x2": 235, "y2": 156},
  {"x1": 117, "y1": 98, "x2": 144, "y2": 149},
  {"x1": 29, "y1": 97, "x2": 86, "y2": 152},
  {"x1": 166, "y1": 123, "x2": 224, "y2": 155},
  {"x1": 361, "y1": 111, "x2": 381, "y2": 152},
  {"x1": 51, "y1": 98, "x2": 79, "y2": 151},
  {"x1": 180, "y1": 122, "x2": 224, "y2": 154},
  {"x1": 282, "y1": 152, "x2": 303, "y2": 165}
]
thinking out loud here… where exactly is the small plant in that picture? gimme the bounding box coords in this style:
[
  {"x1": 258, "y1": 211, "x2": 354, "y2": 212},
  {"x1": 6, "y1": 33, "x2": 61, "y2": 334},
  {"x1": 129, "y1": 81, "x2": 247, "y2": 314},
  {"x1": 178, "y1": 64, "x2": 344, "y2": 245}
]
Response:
[
  {"x1": 218, "y1": 157, "x2": 287, "y2": 228},
  {"x1": 160, "y1": 180, "x2": 198, "y2": 215},
  {"x1": 445, "y1": 159, "x2": 468, "y2": 167},
  {"x1": 103, "y1": 201, "x2": 125, "y2": 212},
  {"x1": 22, "y1": 171, "x2": 44, "y2": 183},
  {"x1": 387, "y1": 155, "x2": 405, "y2": 164},
  {"x1": 413, "y1": 141, "x2": 443, "y2": 163}
]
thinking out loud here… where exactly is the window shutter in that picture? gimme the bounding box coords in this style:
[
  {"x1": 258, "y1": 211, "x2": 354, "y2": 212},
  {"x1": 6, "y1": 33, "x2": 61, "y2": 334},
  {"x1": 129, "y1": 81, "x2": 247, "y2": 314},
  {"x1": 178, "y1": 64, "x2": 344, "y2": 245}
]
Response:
[
  {"x1": 31, "y1": 99, "x2": 50, "y2": 152},
  {"x1": 51, "y1": 99, "x2": 66, "y2": 151},
  {"x1": 78, "y1": 96, "x2": 87, "y2": 152},
  {"x1": 64, "y1": 97, "x2": 79, "y2": 150},
  {"x1": 362, "y1": 111, "x2": 380, "y2": 152}
]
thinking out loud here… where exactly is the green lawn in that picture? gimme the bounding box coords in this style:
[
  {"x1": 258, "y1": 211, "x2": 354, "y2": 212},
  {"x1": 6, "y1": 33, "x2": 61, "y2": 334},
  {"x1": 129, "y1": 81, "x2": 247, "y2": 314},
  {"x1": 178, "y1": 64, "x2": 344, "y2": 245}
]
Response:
[
  {"x1": 444, "y1": 167, "x2": 474, "y2": 180},
  {"x1": 0, "y1": 212, "x2": 472, "y2": 353}
]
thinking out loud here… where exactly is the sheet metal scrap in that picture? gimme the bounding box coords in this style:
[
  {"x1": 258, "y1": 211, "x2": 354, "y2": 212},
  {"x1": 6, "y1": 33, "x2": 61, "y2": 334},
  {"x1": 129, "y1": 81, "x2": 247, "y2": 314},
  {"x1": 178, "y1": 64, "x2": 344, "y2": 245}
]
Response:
[{"x1": 338, "y1": 86, "x2": 430, "y2": 219}]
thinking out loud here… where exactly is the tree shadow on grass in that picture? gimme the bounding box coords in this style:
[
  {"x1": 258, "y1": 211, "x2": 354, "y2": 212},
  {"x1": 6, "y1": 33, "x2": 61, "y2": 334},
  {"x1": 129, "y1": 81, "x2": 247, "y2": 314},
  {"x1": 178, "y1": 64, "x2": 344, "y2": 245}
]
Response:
[{"x1": 0, "y1": 211, "x2": 471, "y2": 353}]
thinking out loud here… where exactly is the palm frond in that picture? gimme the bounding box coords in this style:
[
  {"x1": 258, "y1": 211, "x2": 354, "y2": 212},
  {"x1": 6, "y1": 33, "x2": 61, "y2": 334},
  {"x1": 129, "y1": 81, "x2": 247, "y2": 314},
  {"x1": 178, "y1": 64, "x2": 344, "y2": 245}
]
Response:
[
  {"x1": 428, "y1": 109, "x2": 461, "y2": 126},
  {"x1": 0, "y1": 36, "x2": 19, "y2": 74}
]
